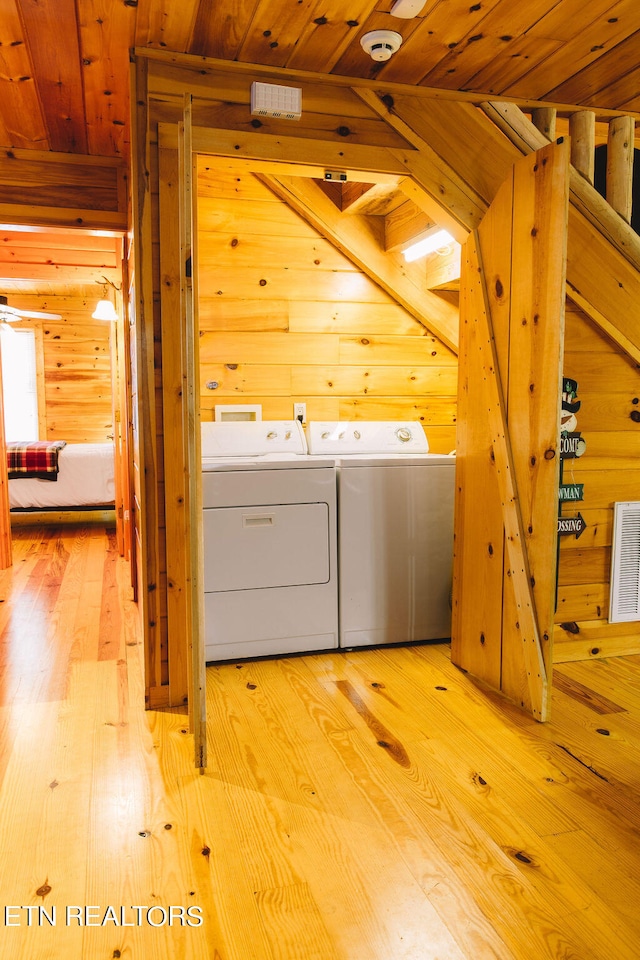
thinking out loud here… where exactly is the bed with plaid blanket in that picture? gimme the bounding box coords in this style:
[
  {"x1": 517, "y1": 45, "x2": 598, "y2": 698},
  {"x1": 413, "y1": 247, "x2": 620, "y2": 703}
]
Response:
[
  {"x1": 9, "y1": 442, "x2": 114, "y2": 509},
  {"x1": 7, "y1": 440, "x2": 67, "y2": 481}
]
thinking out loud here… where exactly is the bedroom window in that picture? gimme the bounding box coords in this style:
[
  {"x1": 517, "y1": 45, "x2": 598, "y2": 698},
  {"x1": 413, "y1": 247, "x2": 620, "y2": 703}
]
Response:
[{"x1": 1, "y1": 328, "x2": 39, "y2": 441}]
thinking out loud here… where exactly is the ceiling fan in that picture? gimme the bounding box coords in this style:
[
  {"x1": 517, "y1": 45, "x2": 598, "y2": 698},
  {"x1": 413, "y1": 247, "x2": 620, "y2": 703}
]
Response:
[{"x1": 0, "y1": 295, "x2": 62, "y2": 323}]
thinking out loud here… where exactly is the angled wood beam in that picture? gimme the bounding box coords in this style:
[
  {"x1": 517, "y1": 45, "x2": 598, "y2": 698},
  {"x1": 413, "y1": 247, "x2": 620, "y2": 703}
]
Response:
[
  {"x1": 259, "y1": 174, "x2": 459, "y2": 354},
  {"x1": 340, "y1": 182, "x2": 403, "y2": 216},
  {"x1": 355, "y1": 89, "x2": 489, "y2": 242}
]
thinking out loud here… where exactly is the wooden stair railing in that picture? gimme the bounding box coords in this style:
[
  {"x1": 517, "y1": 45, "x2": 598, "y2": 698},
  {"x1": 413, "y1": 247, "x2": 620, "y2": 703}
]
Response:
[{"x1": 531, "y1": 106, "x2": 636, "y2": 225}]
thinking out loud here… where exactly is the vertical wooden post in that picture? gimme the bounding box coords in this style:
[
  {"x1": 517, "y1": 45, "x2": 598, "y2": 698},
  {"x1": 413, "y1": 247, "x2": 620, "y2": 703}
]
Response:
[
  {"x1": 180, "y1": 95, "x2": 207, "y2": 770},
  {"x1": 109, "y1": 304, "x2": 124, "y2": 557},
  {"x1": 113, "y1": 275, "x2": 133, "y2": 564},
  {"x1": 569, "y1": 111, "x2": 596, "y2": 184},
  {"x1": 531, "y1": 107, "x2": 557, "y2": 142},
  {"x1": 453, "y1": 140, "x2": 570, "y2": 721},
  {"x1": 130, "y1": 56, "x2": 165, "y2": 704},
  {"x1": 0, "y1": 337, "x2": 12, "y2": 569},
  {"x1": 607, "y1": 116, "x2": 635, "y2": 223}
]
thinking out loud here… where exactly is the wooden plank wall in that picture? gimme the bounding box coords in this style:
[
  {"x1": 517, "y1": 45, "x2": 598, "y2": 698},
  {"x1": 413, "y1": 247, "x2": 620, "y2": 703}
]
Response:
[
  {"x1": 554, "y1": 300, "x2": 640, "y2": 662},
  {"x1": 0, "y1": 150, "x2": 127, "y2": 232},
  {"x1": 197, "y1": 166, "x2": 458, "y2": 452},
  {"x1": 8, "y1": 292, "x2": 113, "y2": 442}
]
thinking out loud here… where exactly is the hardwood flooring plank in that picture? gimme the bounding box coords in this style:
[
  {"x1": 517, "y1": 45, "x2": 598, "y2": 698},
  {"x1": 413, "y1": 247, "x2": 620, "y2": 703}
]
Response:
[
  {"x1": 0, "y1": 527, "x2": 639, "y2": 958},
  {"x1": 558, "y1": 656, "x2": 640, "y2": 713},
  {"x1": 97, "y1": 529, "x2": 123, "y2": 661},
  {"x1": 0, "y1": 696, "x2": 93, "y2": 958},
  {"x1": 204, "y1": 659, "x2": 513, "y2": 959},
  {"x1": 332, "y1": 645, "x2": 578, "y2": 837},
  {"x1": 552, "y1": 669, "x2": 627, "y2": 714},
  {"x1": 369, "y1": 645, "x2": 640, "y2": 892},
  {"x1": 181, "y1": 768, "x2": 471, "y2": 960},
  {"x1": 215, "y1": 653, "x2": 601, "y2": 959},
  {"x1": 545, "y1": 828, "x2": 640, "y2": 926},
  {"x1": 406, "y1": 735, "x2": 640, "y2": 959}
]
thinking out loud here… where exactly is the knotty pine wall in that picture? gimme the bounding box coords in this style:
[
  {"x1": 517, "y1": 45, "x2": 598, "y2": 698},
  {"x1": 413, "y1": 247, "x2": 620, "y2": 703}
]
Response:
[
  {"x1": 554, "y1": 300, "x2": 640, "y2": 662},
  {"x1": 197, "y1": 166, "x2": 458, "y2": 454},
  {"x1": 8, "y1": 290, "x2": 113, "y2": 443}
]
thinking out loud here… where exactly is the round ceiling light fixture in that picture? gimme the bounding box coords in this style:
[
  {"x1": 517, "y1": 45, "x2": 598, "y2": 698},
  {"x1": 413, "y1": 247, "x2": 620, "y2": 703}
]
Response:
[{"x1": 360, "y1": 29, "x2": 403, "y2": 62}]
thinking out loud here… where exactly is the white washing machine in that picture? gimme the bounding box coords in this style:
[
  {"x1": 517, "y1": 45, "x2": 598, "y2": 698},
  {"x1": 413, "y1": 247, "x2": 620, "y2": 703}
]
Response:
[
  {"x1": 201, "y1": 420, "x2": 338, "y2": 663},
  {"x1": 306, "y1": 421, "x2": 455, "y2": 648}
]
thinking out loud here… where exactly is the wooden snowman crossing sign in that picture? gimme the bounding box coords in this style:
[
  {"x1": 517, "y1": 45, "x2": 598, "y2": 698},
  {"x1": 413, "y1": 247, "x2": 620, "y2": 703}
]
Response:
[{"x1": 558, "y1": 377, "x2": 587, "y2": 537}]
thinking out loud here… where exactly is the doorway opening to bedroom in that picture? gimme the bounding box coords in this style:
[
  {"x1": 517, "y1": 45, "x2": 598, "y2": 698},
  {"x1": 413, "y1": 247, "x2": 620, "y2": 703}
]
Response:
[{"x1": 0, "y1": 223, "x2": 131, "y2": 570}]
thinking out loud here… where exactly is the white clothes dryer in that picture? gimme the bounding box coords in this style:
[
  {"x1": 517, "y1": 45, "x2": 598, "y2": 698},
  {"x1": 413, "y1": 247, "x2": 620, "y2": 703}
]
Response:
[
  {"x1": 201, "y1": 421, "x2": 338, "y2": 662},
  {"x1": 306, "y1": 421, "x2": 455, "y2": 648}
]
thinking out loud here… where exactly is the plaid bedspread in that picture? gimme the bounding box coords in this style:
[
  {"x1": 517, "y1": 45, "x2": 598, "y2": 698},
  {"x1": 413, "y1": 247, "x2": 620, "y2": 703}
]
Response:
[{"x1": 7, "y1": 440, "x2": 67, "y2": 481}]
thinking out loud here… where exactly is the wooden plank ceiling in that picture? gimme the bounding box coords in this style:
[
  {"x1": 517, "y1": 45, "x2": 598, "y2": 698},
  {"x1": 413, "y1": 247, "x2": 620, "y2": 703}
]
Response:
[
  {"x1": 0, "y1": 0, "x2": 639, "y2": 162},
  {"x1": 1, "y1": 0, "x2": 638, "y2": 298}
]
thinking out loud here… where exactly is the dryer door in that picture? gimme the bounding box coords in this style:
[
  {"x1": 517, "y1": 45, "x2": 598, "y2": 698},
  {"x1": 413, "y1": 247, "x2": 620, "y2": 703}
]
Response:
[{"x1": 203, "y1": 502, "x2": 330, "y2": 592}]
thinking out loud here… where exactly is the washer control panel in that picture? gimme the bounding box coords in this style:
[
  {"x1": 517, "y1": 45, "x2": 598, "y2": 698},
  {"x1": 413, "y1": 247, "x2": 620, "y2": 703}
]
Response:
[{"x1": 307, "y1": 421, "x2": 429, "y2": 455}]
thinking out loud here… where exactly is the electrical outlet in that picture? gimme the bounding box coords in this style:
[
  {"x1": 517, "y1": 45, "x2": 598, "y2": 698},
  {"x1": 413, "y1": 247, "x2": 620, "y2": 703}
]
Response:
[{"x1": 294, "y1": 403, "x2": 306, "y2": 423}]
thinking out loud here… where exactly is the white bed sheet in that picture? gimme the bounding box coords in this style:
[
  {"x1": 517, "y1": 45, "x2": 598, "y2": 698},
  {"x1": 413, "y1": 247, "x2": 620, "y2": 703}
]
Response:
[{"x1": 9, "y1": 442, "x2": 115, "y2": 509}]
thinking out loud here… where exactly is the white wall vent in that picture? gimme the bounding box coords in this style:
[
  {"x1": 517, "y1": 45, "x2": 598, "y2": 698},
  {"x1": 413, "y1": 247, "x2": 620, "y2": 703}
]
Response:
[
  {"x1": 609, "y1": 501, "x2": 640, "y2": 623},
  {"x1": 250, "y1": 82, "x2": 302, "y2": 120}
]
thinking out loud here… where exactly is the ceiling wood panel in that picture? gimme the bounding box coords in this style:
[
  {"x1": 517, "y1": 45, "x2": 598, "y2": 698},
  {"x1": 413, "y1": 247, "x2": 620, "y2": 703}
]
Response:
[
  {"x1": 0, "y1": 0, "x2": 637, "y2": 167},
  {"x1": 0, "y1": 1, "x2": 48, "y2": 149},
  {"x1": 507, "y1": 0, "x2": 640, "y2": 99},
  {"x1": 77, "y1": 0, "x2": 136, "y2": 157},
  {"x1": 16, "y1": 0, "x2": 88, "y2": 153},
  {"x1": 135, "y1": 0, "x2": 200, "y2": 53},
  {"x1": 545, "y1": 31, "x2": 640, "y2": 107}
]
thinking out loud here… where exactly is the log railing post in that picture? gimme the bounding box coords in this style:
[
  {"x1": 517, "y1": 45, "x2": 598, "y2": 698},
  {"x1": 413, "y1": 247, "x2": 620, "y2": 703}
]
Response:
[
  {"x1": 569, "y1": 110, "x2": 596, "y2": 184},
  {"x1": 607, "y1": 115, "x2": 636, "y2": 224}
]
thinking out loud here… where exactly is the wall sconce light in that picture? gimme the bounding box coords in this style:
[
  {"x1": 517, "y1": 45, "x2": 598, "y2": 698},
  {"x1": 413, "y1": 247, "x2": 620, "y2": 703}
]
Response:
[
  {"x1": 92, "y1": 279, "x2": 119, "y2": 321},
  {"x1": 92, "y1": 298, "x2": 118, "y2": 321}
]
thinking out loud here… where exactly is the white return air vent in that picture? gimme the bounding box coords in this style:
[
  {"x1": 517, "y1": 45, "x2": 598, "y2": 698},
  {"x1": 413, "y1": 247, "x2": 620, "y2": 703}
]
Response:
[{"x1": 609, "y1": 501, "x2": 640, "y2": 623}]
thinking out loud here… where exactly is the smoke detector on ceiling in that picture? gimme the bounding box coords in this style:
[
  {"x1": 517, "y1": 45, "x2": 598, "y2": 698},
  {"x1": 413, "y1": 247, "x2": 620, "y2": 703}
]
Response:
[{"x1": 360, "y1": 30, "x2": 403, "y2": 62}]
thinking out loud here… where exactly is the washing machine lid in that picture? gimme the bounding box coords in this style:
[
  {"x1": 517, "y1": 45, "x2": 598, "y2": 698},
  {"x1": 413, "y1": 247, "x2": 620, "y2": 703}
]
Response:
[
  {"x1": 201, "y1": 419, "x2": 307, "y2": 458},
  {"x1": 306, "y1": 420, "x2": 429, "y2": 455}
]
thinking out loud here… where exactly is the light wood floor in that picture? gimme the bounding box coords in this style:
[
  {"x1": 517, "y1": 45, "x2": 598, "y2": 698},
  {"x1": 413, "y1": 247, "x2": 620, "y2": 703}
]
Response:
[{"x1": 1, "y1": 523, "x2": 640, "y2": 959}]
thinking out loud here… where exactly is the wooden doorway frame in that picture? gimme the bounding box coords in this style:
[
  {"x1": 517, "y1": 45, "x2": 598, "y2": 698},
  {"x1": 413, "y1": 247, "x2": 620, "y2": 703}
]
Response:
[{"x1": 131, "y1": 54, "x2": 579, "y2": 750}]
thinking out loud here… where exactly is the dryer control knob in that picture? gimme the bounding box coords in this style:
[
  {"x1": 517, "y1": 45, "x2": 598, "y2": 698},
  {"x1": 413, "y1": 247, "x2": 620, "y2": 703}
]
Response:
[
  {"x1": 321, "y1": 431, "x2": 330, "y2": 439},
  {"x1": 285, "y1": 431, "x2": 292, "y2": 439},
  {"x1": 267, "y1": 431, "x2": 278, "y2": 440},
  {"x1": 396, "y1": 427, "x2": 412, "y2": 443},
  {"x1": 339, "y1": 431, "x2": 346, "y2": 439},
  {"x1": 353, "y1": 430, "x2": 361, "y2": 440}
]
